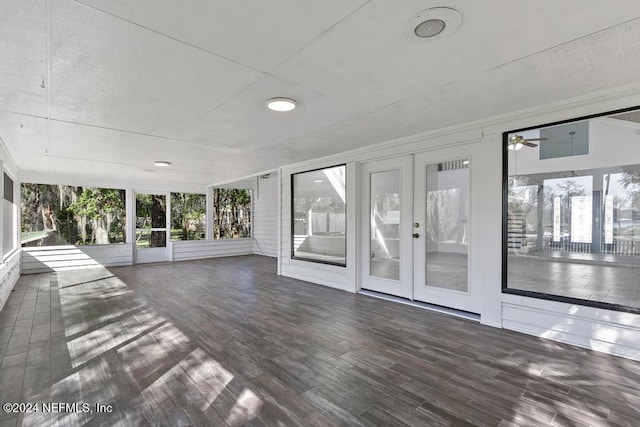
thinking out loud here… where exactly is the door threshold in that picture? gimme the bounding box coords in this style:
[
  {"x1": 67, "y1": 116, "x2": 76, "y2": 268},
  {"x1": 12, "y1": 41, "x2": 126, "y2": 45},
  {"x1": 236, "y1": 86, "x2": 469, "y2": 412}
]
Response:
[{"x1": 358, "y1": 290, "x2": 480, "y2": 322}]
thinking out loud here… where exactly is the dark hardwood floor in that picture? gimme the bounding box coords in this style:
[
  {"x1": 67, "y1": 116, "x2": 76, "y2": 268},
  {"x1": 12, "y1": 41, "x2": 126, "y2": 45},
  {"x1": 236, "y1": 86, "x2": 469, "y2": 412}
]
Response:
[{"x1": 1, "y1": 255, "x2": 639, "y2": 426}]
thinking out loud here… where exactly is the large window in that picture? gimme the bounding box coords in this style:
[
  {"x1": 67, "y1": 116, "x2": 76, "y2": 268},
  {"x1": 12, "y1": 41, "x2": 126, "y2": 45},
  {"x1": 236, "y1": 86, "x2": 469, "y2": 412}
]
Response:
[
  {"x1": 292, "y1": 165, "x2": 346, "y2": 266},
  {"x1": 3, "y1": 173, "x2": 16, "y2": 256},
  {"x1": 170, "y1": 193, "x2": 206, "y2": 241},
  {"x1": 212, "y1": 189, "x2": 251, "y2": 239},
  {"x1": 504, "y1": 107, "x2": 640, "y2": 312},
  {"x1": 21, "y1": 184, "x2": 126, "y2": 246}
]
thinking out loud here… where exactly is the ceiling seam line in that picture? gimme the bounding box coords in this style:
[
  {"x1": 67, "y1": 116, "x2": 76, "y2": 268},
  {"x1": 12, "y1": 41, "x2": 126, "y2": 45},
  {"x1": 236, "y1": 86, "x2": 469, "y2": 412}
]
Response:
[
  {"x1": 42, "y1": 117, "x2": 243, "y2": 153},
  {"x1": 46, "y1": 0, "x2": 52, "y2": 155},
  {"x1": 70, "y1": 0, "x2": 266, "y2": 74},
  {"x1": 0, "y1": 109, "x2": 241, "y2": 154},
  {"x1": 483, "y1": 16, "x2": 640, "y2": 70},
  {"x1": 170, "y1": 76, "x2": 268, "y2": 138},
  {"x1": 270, "y1": 0, "x2": 372, "y2": 71}
]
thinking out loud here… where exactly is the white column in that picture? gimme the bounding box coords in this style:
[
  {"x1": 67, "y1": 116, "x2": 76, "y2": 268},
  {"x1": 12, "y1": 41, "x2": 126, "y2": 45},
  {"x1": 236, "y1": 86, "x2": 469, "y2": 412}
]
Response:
[
  {"x1": 126, "y1": 189, "x2": 135, "y2": 264},
  {"x1": 206, "y1": 186, "x2": 214, "y2": 240}
]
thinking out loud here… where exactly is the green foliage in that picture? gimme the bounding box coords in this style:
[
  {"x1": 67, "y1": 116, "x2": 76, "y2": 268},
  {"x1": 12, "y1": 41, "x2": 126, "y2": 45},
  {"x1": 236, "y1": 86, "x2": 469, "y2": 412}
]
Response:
[
  {"x1": 68, "y1": 188, "x2": 125, "y2": 219},
  {"x1": 213, "y1": 189, "x2": 251, "y2": 239},
  {"x1": 171, "y1": 193, "x2": 206, "y2": 240},
  {"x1": 21, "y1": 183, "x2": 126, "y2": 246}
]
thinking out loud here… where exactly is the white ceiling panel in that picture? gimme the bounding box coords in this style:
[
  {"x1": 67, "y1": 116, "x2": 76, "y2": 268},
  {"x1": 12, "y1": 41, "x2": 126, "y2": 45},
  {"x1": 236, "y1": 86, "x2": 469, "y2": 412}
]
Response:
[
  {"x1": 376, "y1": 18, "x2": 640, "y2": 135},
  {"x1": 175, "y1": 75, "x2": 364, "y2": 149},
  {"x1": 274, "y1": 0, "x2": 640, "y2": 112},
  {"x1": 50, "y1": 0, "x2": 262, "y2": 137},
  {"x1": 301, "y1": 113, "x2": 420, "y2": 154},
  {"x1": 19, "y1": 155, "x2": 210, "y2": 194},
  {"x1": 74, "y1": 0, "x2": 369, "y2": 71},
  {"x1": 0, "y1": 0, "x2": 49, "y2": 117},
  {"x1": 0, "y1": 111, "x2": 49, "y2": 159},
  {"x1": 3, "y1": 0, "x2": 640, "y2": 188},
  {"x1": 45, "y1": 120, "x2": 240, "y2": 176}
]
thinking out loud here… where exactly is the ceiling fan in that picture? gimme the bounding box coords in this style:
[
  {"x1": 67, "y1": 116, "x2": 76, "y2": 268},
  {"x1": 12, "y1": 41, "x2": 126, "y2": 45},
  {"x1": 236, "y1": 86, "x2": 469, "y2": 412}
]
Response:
[{"x1": 508, "y1": 134, "x2": 547, "y2": 150}]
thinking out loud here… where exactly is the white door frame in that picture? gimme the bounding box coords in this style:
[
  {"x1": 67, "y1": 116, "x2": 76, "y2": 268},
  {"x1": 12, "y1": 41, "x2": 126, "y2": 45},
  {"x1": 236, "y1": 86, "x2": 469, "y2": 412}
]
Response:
[{"x1": 134, "y1": 190, "x2": 171, "y2": 264}]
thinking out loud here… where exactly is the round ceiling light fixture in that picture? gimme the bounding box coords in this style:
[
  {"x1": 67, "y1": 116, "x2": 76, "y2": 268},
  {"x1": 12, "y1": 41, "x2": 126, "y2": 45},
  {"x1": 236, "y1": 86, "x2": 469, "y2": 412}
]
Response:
[
  {"x1": 266, "y1": 97, "x2": 297, "y2": 112},
  {"x1": 414, "y1": 19, "x2": 446, "y2": 38},
  {"x1": 153, "y1": 161, "x2": 171, "y2": 167},
  {"x1": 404, "y1": 7, "x2": 461, "y2": 43}
]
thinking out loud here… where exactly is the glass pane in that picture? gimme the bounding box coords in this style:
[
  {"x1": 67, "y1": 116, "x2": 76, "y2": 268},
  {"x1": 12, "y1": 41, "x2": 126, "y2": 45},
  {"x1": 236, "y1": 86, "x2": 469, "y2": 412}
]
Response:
[
  {"x1": 425, "y1": 160, "x2": 469, "y2": 291},
  {"x1": 292, "y1": 165, "x2": 346, "y2": 265},
  {"x1": 212, "y1": 189, "x2": 252, "y2": 239},
  {"x1": 505, "y1": 109, "x2": 640, "y2": 311},
  {"x1": 370, "y1": 170, "x2": 400, "y2": 280},
  {"x1": 21, "y1": 184, "x2": 126, "y2": 246},
  {"x1": 136, "y1": 194, "x2": 166, "y2": 229},
  {"x1": 135, "y1": 230, "x2": 166, "y2": 248},
  {"x1": 171, "y1": 193, "x2": 206, "y2": 241}
]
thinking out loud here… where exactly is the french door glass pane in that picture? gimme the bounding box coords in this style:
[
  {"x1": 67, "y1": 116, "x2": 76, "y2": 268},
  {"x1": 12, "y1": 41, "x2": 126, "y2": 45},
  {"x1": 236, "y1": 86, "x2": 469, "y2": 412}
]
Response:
[
  {"x1": 425, "y1": 160, "x2": 469, "y2": 291},
  {"x1": 370, "y1": 170, "x2": 401, "y2": 280}
]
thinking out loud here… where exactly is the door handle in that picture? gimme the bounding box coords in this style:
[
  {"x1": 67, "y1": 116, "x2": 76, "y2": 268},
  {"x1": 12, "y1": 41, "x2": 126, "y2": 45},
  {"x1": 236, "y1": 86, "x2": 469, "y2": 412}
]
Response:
[{"x1": 412, "y1": 233, "x2": 419, "y2": 238}]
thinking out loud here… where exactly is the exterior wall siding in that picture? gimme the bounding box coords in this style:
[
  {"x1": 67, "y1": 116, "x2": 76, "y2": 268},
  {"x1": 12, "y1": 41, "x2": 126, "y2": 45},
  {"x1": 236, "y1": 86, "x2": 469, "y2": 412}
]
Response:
[
  {"x1": 0, "y1": 250, "x2": 20, "y2": 311},
  {"x1": 252, "y1": 174, "x2": 278, "y2": 257},
  {"x1": 172, "y1": 239, "x2": 254, "y2": 261}
]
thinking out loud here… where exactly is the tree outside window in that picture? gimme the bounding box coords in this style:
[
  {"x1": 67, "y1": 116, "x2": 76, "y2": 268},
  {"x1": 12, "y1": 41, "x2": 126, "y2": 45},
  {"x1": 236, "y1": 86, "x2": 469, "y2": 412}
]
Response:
[
  {"x1": 21, "y1": 183, "x2": 126, "y2": 246},
  {"x1": 170, "y1": 193, "x2": 206, "y2": 241},
  {"x1": 212, "y1": 189, "x2": 251, "y2": 239}
]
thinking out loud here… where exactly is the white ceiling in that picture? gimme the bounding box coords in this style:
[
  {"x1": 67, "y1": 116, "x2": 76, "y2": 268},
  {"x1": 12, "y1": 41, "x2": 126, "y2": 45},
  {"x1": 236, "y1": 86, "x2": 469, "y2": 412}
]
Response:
[{"x1": 3, "y1": 0, "x2": 640, "y2": 189}]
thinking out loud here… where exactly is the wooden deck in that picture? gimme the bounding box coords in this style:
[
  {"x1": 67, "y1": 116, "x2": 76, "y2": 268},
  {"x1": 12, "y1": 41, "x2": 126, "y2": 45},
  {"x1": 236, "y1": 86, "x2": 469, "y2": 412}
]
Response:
[{"x1": 0, "y1": 255, "x2": 639, "y2": 426}]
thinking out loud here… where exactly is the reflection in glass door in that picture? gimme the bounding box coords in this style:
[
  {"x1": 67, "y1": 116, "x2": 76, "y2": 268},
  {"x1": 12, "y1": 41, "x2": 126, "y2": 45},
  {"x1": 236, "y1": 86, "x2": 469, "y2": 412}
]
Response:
[
  {"x1": 135, "y1": 193, "x2": 169, "y2": 263},
  {"x1": 425, "y1": 160, "x2": 469, "y2": 292},
  {"x1": 370, "y1": 170, "x2": 401, "y2": 280},
  {"x1": 360, "y1": 156, "x2": 413, "y2": 299}
]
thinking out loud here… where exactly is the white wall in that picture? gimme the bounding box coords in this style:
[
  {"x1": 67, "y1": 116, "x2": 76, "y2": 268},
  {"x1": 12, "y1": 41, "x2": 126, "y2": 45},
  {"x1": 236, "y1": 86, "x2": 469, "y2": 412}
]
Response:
[
  {"x1": 0, "y1": 137, "x2": 19, "y2": 310},
  {"x1": 277, "y1": 84, "x2": 640, "y2": 361},
  {"x1": 22, "y1": 244, "x2": 133, "y2": 274},
  {"x1": 172, "y1": 239, "x2": 254, "y2": 261},
  {"x1": 252, "y1": 173, "x2": 278, "y2": 257},
  {"x1": 0, "y1": 247, "x2": 20, "y2": 312}
]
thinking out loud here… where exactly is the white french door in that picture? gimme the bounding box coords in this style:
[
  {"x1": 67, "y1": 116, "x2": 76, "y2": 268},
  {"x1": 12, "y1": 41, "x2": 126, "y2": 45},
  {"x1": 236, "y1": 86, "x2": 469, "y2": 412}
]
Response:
[
  {"x1": 134, "y1": 192, "x2": 170, "y2": 264},
  {"x1": 360, "y1": 156, "x2": 413, "y2": 299},
  {"x1": 412, "y1": 149, "x2": 478, "y2": 313},
  {"x1": 360, "y1": 146, "x2": 480, "y2": 313}
]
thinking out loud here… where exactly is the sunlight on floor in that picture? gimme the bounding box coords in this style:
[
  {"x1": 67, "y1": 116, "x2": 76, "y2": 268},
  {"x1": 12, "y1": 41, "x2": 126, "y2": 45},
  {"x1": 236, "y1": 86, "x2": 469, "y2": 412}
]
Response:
[{"x1": 21, "y1": 265, "x2": 263, "y2": 426}]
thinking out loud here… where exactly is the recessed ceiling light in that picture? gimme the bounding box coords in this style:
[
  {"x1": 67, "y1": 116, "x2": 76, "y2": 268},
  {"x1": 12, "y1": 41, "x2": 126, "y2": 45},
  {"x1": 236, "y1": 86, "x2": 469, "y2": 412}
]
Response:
[
  {"x1": 414, "y1": 19, "x2": 446, "y2": 38},
  {"x1": 314, "y1": 179, "x2": 324, "y2": 183},
  {"x1": 267, "y1": 97, "x2": 296, "y2": 112},
  {"x1": 153, "y1": 161, "x2": 171, "y2": 167},
  {"x1": 404, "y1": 7, "x2": 461, "y2": 43}
]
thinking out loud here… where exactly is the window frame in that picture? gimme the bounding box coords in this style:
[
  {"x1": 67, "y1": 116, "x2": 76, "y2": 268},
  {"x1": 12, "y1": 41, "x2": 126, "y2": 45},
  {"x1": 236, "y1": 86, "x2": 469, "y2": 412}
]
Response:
[
  {"x1": 290, "y1": 164, "x2": 347, "y2": 267},
  {"x1": 502, "y1": 104, "x2": 640, "y2": 315}
]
